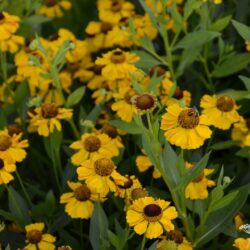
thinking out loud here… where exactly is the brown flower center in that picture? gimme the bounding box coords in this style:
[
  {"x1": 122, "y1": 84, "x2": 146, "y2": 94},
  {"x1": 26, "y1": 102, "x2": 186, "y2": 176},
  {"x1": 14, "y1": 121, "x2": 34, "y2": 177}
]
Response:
[
  {"x1": 149, "y1": 66, "x2": 166, "y2": 77},
  {"x1": 41, "y1": 103, "x2": 58, "y2": 118},
  {"x1": 94, "y1": 158, "x2": 114, "y2": 176},
  {"x1": 131, "y1": 188, "x2": 148, "y2": 200},
  {"x1": 119, "y1": 17, "x2": 129, "y2": 26},
  {"x1": 7, "y1": 124, "x2": 22, "y2": 136},
  {"x1": 110, "y1": 50, "x2": 126, "y2": 64},
  {"x1": 166, "y1": 230, "x2": 184, "y2": 244},
  {"x1": 135, "y1": 94, "x2": 156, "y2": 110},
  {"x1": 246, "y1": 118, "x2": 250, "y2": 130},
  {"x1": 178, "y1": 108, "x2": 199, "y2": 129},
  {"x1": 26, "y1": 229, "x2": 42, "y2": 244},
  {"x1": 49, "y1": 33, "x2": 59, "y2": 41},
  {"x1": 0, "y1": 12, "x2": 5, "y2": 21},
  {"x1": 143, "y1": 204, "x2": 162, "y2": 222},
  {"x1": 118, "y1": 177, "x2": 133, "y2": 189},
  {"x1": 44, "y1": 0, "x2": 57, "y2": 7},
  {"x1": 0, "y1": 135, "x2": 12, "y2": 151},
  {"x1": 216, "y1": 96, "x2": 234, "y2": 112},
  {"x1": 101, "y1": 22, "x2": 113, "y2": 34},
  {"x1": 124, "y1": 89, "x2": 137, "y2": 104},
  {"x1": 74, "y1": 185, "x2": 91, "y2": 201},
  {"x1": 173, "y1": 87, "x2": 184, "y2": 100},
  {"x1": 84, "y1": 136, "x2": 101, "y2": 152},
  {"x1": 90, "y1": 65, "x2": 103, "y2": 75},
  {"x1": 102, "y1": 124, "x2": 118, "y2": 139},
  {"x1": 111, "y1": 0, "x2": 122, "y2": 12},
  {"x1": 0, "y1": 159, "x2": 4, "y2": 170},
  {"x1": 192, "y1": 170, "x2": 205, "y2": 183}
]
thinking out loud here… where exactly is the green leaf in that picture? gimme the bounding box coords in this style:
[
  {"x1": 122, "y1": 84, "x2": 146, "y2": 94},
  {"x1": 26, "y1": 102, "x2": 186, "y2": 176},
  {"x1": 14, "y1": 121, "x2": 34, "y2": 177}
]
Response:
[
  {"x1": 0, "y1": 209, "x2": 18, "y2": 221},
  {"x1": 139, "y1": 35, "x2": 155, "y2": 52},
  {"x1": 170, "y1": 3, "x2": 183, "y2": 33},
  {"x1": 232, "y1": 20, "x2": 250, "y2": 41},
  {"x1": 14, "y1": 82, "x2": 29, "y2": 105},
  {"x1": 147, "y1": 74, "x2": 163, "y2": 93},
  {"x1": 108, "y1": 230, "x2": 119, "y2": 248},
  {"x1": 148, "y1": 241, "x2": 158, "y2": 250},
  {"x1": 211, "y1": 140, "x2": 240, "y2": 150},
  {"x1": 175, "y1": 31, "x2": 220, "y2": 49},
  {"x1": 212, "y1": 53, "x2": 250, "y2": 77},
  {"x1": 210, "y1": 16, "x2": 232, "y2": 32},
  {"x1": 90, "y1": 203, "x2": 109, "y2": 250},
  {"x1": 160, "y1": 140, "x2": 180, "y2": 187},
  {"x1": 184, "y1": 0, "x2": 203, "y2": 20},
  {"x1": 8, "y1": 186, "x2": 31, "y2": 227},
  {"x1": 195, "y1": 183, "x2": 250, "y2": 247},
  {"x1": 23, "y1": 15, "x2": 51, "y2": 24},
  {"x1": 219, "y1": 90, "x2": 250, "y2": 100},
  {"x1": 109, "y1": 120, "x2": 142, "y2": 134},
  {"x1": 134, "y1": 50, "x2": 164, "y2": 69},
  {"x1": 177, "y1": 152, "x2": 211, "y2": 190},
  {"x1": 239, "y1": 75, "x2": 250, "y2": 91},
  {"x1": 236, "y1": 147, "x2": 250, "y2": 158},
  {"x1": 65, "y1": 86, "x2": 85, "y2": 108}
]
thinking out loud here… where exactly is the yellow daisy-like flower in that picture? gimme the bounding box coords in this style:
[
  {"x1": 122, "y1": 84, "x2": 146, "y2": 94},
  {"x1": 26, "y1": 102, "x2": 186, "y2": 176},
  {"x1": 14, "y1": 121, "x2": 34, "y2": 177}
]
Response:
[
  {"x1": 95, "y1": 48, "x2": 139, "y2": 80},
  {"x1": 97, "y1": 0, "x2": 135, "y2": 25},
  {"x1": 0, "y1": 129, "x2": 28, "y2": 163},
  {"x1": 77, "y1": 157, "x2": 126, "y2": 195},
  {"x1": 161, "y1": 103, "x2": 212, "y2": 150},
  {"x1": 185, "y1": 162, "x2": 215, "y2": 200},
  {"x1": 111, "y1": 86, "x2": 137, "y2": 122},
  {"x1": 136, "y1": 151, "x2": 161, "y2": 179},
  {"x1": 60, "y1": 181, "x2": 106, "y2": 219},
  {"x1": 157, "y1": 230, "x2": 193, "y2": 250},
  {"x1": 24, "y1": 222, "x2": 56, "y2": 250},
  {"x1": 0, "y1": 157, "x2": 16, "y2": 185},
  {"x1": 28, "y1": 103, "x2": 73, "y2": 137},
  {"x1": 234, "y1": 211, "x2": 244, "y2": 230},
  {"x1": 38, "y1": 0, "x2": 72, "y2": 18},
  {"x1": 114, "y1": 175, "x2": 142, "y2": 199},
  {"x1": 200, "y1": 95, "x2": 241, "y2": 130},
  {"x1": 246, "y1": 41, "x2": 250, "y2": 52},
  {"x1": 233, "y1": 238, "x2": 250, "y2": 250},
  {"x1": 70, "y1": 132, "x2": 120, "y2": 166},
  {"x1": 126, "y1": 196, "x2": 178, "y2": 239},
  {"x1": 231, "y1": 117, "x2": 250, "y2": 147},
  {"x1": 0, "y1": 12, "x2": 24, "y2": 53}
]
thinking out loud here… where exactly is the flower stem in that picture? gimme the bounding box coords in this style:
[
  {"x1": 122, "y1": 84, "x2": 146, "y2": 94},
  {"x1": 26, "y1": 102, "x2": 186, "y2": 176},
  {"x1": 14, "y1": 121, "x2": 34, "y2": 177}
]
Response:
[
  {"x1": 68, "y1": 119, "x2": 80, "y2": 139},
  {"x1": 140, "y1": 234, "x2": 147, "y2": 250},
  {"x1": 15, "y1": 169, "x2": 33, "y2": 207},
  {"x1": 0, "y1": 51, "x2": 7, "y2": 81}
]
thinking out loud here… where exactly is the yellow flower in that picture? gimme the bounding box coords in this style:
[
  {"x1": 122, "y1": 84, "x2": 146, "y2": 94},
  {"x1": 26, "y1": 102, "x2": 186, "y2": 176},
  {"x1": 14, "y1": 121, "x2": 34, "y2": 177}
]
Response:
[
  {"x1": 24, "y1": 222, "x2": 56, "y2": 250},
  {"x1": 0, "y1": 129, "x2": 28, "y2": 163},
  {"x1": 114, "y1": 175, "x2": 142, "y2": 199},
  {"x1": 234, "y1": 211, "x2": 244, "y2": 230},
  {"x1": 95, "y1": 48, "x2": 139, "y2": 80},
  {"x1": 0, "y1": 12, "x2": 24, "y2": 53},
  {"x1": 231, "y1": 117, "x2": 250, "y2": 147},
  {"x1": 60, "y1": 181, "x2": 106, "y2": 219},
  {"x1": 28, "y1": 103, "x2": 73, "y2": 137},
  {"x1": 200, "y1": 95, "x2": 241, "y2": 130},
  {"x1": 157, "y1": 230, "x2": 193, "y2": 250},
  {"x1": 246, "y1": 41, "x2": 250, "y2": 52},
  {"x1": 136, "y1": 151, "x2": 161, "y2": 179},
  {"x1": 111, "y1": 85, "x2": 137, "y2": 122},
  {"x1": 233, "y1": 238, "x2": 250, "y2": 250},
  {"x1": 70, "y1": 132, "x2": 120, "y2": 166},
  {"x1": 77, "y1": 157, "x2": 126, "y2": 195},
  {"x1": 185, "y1": 162, "x2": 215, "y2": 200},
  {"x1": 0, "y1": 157, "x2": 16, "y2": 185},
  {"x1": 38, "y1": 0, "x2": 72, "y2": 18},
  {"x1": 126, "y1": 196, "x2": 178, "y2": 239},
  {"x1": 161, "y1": 104, "x2": 212, "y2": 150},
  {"x1": 213, "y1": 0, "x2": 222, "y2": 4},
  {"x1": 97, "y1": 0, "x2": 135, "y2": 25}
]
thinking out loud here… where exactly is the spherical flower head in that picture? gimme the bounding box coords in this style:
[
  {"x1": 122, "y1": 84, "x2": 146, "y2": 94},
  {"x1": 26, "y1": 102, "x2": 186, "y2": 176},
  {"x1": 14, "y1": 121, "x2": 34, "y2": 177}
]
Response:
[
  {"x1": 77, "y1": 157, "x2": 126, "y2": 195},
  {"x1": 24, "y1": 222, "x2": 56, "y2": 249},
  {"x1": 95, "y1": 49, "x2": 139, "y2": 80},
  {"x1": 200, "y1": 95, "x2": 241, "y2": 130},
  {"x1": 131, "y1": 187, "x2": 148, "y2": 200},
  {"x1": 126, "y1": 196, "x2": 178, "y2": 239},
  {"x1": 132, "y1": 93, "x2": 157, "y2": 114},
  {"x1": 161, "y1": 104, "x2": 212, "y2": 150},
  {"x1": 185, "y1": 162, "x2": 215, "y2": 200}
]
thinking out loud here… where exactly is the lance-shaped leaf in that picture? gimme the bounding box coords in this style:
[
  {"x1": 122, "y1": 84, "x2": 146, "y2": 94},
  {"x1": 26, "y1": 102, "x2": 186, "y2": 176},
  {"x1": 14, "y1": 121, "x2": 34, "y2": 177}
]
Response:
[{"x1": 232, "y1": 20, "x2": 250, "y2": 41}]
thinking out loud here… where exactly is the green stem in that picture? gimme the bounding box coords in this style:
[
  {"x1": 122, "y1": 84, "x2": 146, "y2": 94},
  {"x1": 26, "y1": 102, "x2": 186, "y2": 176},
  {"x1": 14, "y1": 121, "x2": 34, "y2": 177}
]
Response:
[
  {"x1": 146, "y1": 112, "x2": 153, "y2": 134},
  {"x1": 68, "y1": 119, "x2": 80, "y2": 139},
  {"x1": 140, "y1": 234, "x2": 147, "y2": 250},
  {"x1": 0, "y1": 51, "x2": 7, "y2": 81},
  {"x1": 80, "y1": 219, "x2": 83, "y2": 248},
  {"x1": 97, "y1": 202, "x2": 106, "y2": 250},
  {"x1": 15, "y1": 170, "x2": 33, "y2": 207}
]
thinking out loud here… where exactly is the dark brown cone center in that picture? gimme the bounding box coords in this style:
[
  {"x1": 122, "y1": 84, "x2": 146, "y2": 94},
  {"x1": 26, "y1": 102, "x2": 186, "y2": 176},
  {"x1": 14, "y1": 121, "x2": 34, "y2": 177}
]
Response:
[
  {"x1": 178, "y1": 108, "x2": 199, "y2": 129},
  {"x1": 173, "y1": 87, "x2": 184, "y2": 99},
  {"x1": 84, "y1": 136, "x2": 101, "y2": 152},
  {"x1": 0, "y1": 159, "x2": 4, "y2": 169},
  {"x1": 149, "y1": 66, "x2": 166, "y2": 77},
  {"x1": 7, "y1": 124, "x2": 22, "y2": 136},
  {"x1": 45, "y1": 0, "x2": 57, "y2": 7},
  {"x1": 94, "y1": 158, "x2": 114, "y2": 176},
  {"x1": 131, "y1": 188, "x2": 148, "y2": 200},
  {"x1": 27, "y1": 229, "x2": 42, "y2": 244},
  {"x1": 135, "y1": 94, "x2": 155, "y2": 110},
  {"x1": 118, "y1": 177, "x2": 133, "y2": 189},
  {"x1": 111, "y1": 1, "x2": 122, "y2": 12},
  {"x1": 143, "y1": 204, "x2": 162, "y2": 217},
  {"x1": 110, "y1": 51, "x2": 126, "y2": 64},
  {"x1": 216, "y1": 96, "x2": 234, "y2": 112},
  {"x1": 0, "y1": 135, "x2": 12, "y2": 151},
  {"x1": 74, "y1": 185, "x2": 91, "y2": 201},
  {"x1": 41, "y1": 103, "x2": 58, "y2": 118},
  {"x1": 101, "y1": 22, "x2": 113, "y2": 34},
  {"x1": 0, "y1": 12, "x2": 5, "y2": 20},
  {"x1": 166, "y1": 230, "x2": 184, "y2": 244},
  {"x1": 102, "y1": 124, "x2": 118, "y2": 139}
]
